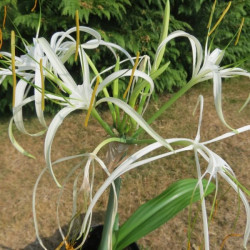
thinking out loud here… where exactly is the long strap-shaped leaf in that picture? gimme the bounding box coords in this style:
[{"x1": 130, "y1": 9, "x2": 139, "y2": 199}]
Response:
[{"x1": 115, "y1": 179, "x2": 215, "y2": 250}]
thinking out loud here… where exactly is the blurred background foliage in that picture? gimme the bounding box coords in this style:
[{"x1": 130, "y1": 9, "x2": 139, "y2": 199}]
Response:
[{"x1": 0, "y1": 0, "x2": 249, "y2": 115}]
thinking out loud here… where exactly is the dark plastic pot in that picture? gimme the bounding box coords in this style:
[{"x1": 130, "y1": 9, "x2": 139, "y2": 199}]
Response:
[{"x1": 74, "y1": 225, "x2": 139, "y2": 250}]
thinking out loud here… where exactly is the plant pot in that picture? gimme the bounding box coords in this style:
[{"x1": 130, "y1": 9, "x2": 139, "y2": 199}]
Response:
[{"x1": 74, "y1": 225, "x2": 139, "y2": 250}]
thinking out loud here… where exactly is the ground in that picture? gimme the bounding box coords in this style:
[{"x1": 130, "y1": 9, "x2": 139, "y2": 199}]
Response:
[{"x1": 0, "y1": 79, "x2": 249, "y2": 250}]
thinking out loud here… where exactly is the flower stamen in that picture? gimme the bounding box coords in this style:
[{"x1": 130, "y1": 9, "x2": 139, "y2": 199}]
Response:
[
  {"x1": 235, "y1": 17, "x2": 244, "y2": 46},
  {"x1": 11, "y1": 30, "x2": 16, "y2": 107},
  {"x1": 40, "y1": 59, "x2": 45, "y2": 111},
  {"x1": 207, "y1": 0, "x2": 216, "y2": 29},
  {"x1": 84, "y1": 76, "x2": 100, "y2": 127},
  {"x1": 123, "y1": 51, "x2": 140, "y2": 99},
  {"x1": 31, "y1": 0, "x2": 37, "y2": 12},
  {"x1": 0, "y1": 28, "x2": 2, "y2": 50},
  {"x1": 208, "y1": 1, "x2": 231, "y2": 37},
  {"x1": 3, "y1": 6, "x2": 7, "y2": 28},
  {"x1": 75, "y1": 10, "x2": 80, "y2": 61}
]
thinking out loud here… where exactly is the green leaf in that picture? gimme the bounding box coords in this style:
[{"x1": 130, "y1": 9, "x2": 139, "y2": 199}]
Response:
[
  {"x1": 115, "y1": 179, "x2": 215, "y2": 250},
  {"x1": 150, "y1": 61, "x2": 170, "y2": 80}
]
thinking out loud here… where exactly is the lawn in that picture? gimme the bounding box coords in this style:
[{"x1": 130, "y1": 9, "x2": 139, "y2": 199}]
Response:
[{"x1": 0, "y1": 79, "x2": 249, "y2": 249}]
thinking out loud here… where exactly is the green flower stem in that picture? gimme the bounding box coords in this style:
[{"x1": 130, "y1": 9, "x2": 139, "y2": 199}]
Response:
[
  {"x1": 136, "y1": 61, "x2": 171, "y2": 117},
  {"x1": 91, "y1": 108, "x2": 115, "y2": 137},
  {"x1": 46, "y1": 71, "x2": 73, "y2": 95},
  {"x1": 102, "y1": 87, "x2": 117, "y2": 124},
  {"x1": 86, "y1": 54, "x2": 116, "y2": 123},
  {"x1": 128, "y1": 61, "x2": 170, "y2": 112},
  {"x1": 128, "y1": 79, "x2": 149, "y2": 109},
  {"x1": 119, "y1": 113, "x2": 129, "y2": 135},
  {"x1": 136, "y1": 84, "x2": 150, "y2": 115},
  {"x1": 93, "y1": 137, "x2": 127, "y2": 155},
  {"x1": 99, "y1": 176, "x2": 122, "y2": 250}
]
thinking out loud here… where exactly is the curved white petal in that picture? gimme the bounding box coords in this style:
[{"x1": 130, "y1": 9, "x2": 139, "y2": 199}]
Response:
[
  {"x1": 33, "y1": 167, "x2": 49, "y2": 250},
  {"x1": 213, "y1": 71, "x2": 234, "y2": 130},
  {"x1": 13, "y1": 94, "x2": 47, "y2": 136},
  {"x1": 193, "y1": 95, "x2": 204, "y2": 142},
  {"x1": 33, "y1": 40, "x2": 47, "y2": 127},
  {"x1": 8, "y1": 118, "x2": 36, "y2": 159},
  {"x1": 219, "y1": 171, "x2": 250, "y2": 248},
  {"x1": 155, "y1": 30, "x2": 203, "y2": 77},
  {"x1": 13, "y1": 78, "x2": 31, "y2": 133},
  {"x1": 38, "y1": 38, "x2": 78, "y2": 93},
  {"x1": 51, "y1": 26, "x2": 101, "y2": 52},
  {"x1": 44, "y1": 106, "x2": 80, "y2": 187},
  {"x1": 96, "y1": 69, "x2": 154, "y2": 96},
  {"x1": 99, "y1": 40, "x2": 133, "y2": 65},
  {"x1": 220, "y1": 68, "x2": 250, "y2": 78},
  {"x1": 203, "y1": 125, "x2": 250, "y2": 145}
]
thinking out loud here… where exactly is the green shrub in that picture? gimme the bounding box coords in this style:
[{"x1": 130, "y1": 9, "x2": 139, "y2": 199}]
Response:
[{"x1": 0, "y1": 0, "x2": 249, "y2": 116}]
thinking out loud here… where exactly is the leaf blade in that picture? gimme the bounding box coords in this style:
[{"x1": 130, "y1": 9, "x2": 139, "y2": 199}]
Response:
[{"x1": 115, "y1": 179, "x2": 215, "y2": 250}]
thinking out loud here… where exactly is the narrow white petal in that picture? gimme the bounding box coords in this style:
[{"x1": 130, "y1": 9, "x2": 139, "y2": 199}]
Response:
[
  {"x1": 220, "y1": 171, "x2": 250, "y2": 248},
  {"x1": 32, "y1": 167, "x2": 48, "y2": 250},
  {"x1": 220, "y1": 68, "x2": 250, "y2": 78},
  {"x1": 38, "y1": 38, "x2": 78, "y2": 92},
  {"x1": 213, "y1": 72, "x2": 234, "y2": 130},
  {"x1": 193, "y1": 95, "x2": 204, "y2": 142},
  {"x1": 96, "y1": 69, "x2": 154, "y2": 96},
  {"x1": 33, "y1": 41, "x2": 47, "y2": 127},
  {"x1": 13, "y1": 94, "x2": 47, "y2": 136},
  {"x1": 203, "y1": 125, "x2": 250, "y2": 145},
  {"x1": 8, "y1": 118, "x2": 36, "y2": 159},
  {"x1": 44, "y1": 106, "x2": 79, "y2": 187},
  {"x1": 155, "y1": 30, "x2": 203, "y2": 76},
  {"x1": 52, "y1": 26, "x2": 101, "y2": 51},
  {"x1": 13, "y1": 78, "x2": 30, "y2": 133},
  {"x1": 99, "y1": 40, "x2": 133, "y2": 65},
  {"x1": 194, "y1": 148, "x2": 209, "y2": 250}
]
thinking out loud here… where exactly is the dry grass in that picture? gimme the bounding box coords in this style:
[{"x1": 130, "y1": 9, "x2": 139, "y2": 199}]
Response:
[{"x1": 0, "y1": 79, "x2": 249, "y2": 250}]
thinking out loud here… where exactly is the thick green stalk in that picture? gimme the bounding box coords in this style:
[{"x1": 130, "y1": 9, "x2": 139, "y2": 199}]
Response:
[
  {"x1": 152, "y1": 0, "x2": 170, "y2": 71},
  {"x1": 99, "y1": 177, "x2": 122, "y2": 250},
  {"x1": 119, "y1": 114, "x2": 128, "y2": 135},
  {"x1": 128, "y1": 61, "x2": 170, "y2": 111}
]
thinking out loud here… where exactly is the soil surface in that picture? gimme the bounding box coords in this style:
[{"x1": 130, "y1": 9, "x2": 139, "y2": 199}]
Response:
[{"x1": 0, "y1": 79, "x2": 249, "y2": 249}]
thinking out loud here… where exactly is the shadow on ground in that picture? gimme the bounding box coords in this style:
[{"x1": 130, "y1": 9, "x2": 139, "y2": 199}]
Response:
[{"x1": 8, "y1": 212, "x2": 105, "y2": 250}]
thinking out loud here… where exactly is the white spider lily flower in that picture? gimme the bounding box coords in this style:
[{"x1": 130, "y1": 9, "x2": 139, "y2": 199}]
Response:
[
  {"x1": 2, "y1": 26, "x2": 170, "y2": 180},
  {"x1": 77, "y1": 126, "x2": 249, "y2": 249},
  {"x1": 38, "y1": 28, "x2": 172, "y2": 187},
  {"x1": 48, "y1": 26, "x2": 133, "y2": 66},
  {"x1": 154, "y1": 31, "x2": 250, "y2": 130},
  {"x1": 78, "y1": 96, "x2": 250, "y2": 249},
  {"x1": 195, "y1": 46, "x2": 250, "y2": 130},
  {"x1": 44, "y1": 67, "x2": 169, "y2": 187}
]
